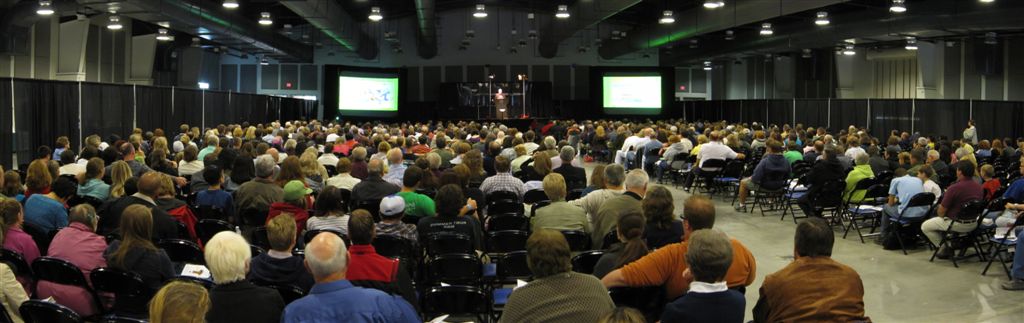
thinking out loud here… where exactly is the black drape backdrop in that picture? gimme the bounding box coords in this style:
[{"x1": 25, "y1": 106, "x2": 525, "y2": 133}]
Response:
[{"x1": 0, "y1": 78, "x2": 310, "y2": 171}]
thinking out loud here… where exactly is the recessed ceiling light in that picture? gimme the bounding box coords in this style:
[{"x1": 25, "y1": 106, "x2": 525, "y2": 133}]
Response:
[
  {"x1": 905, "y1": 37, "x2": 918, "y2": 50},
  {"x1": 703, "y1": 61, "x2": 713, "y2": 70},
  {"x1": 222, "y1": 0, "x2": 238, "y2": 9},
  {"x1": 725, "y1": 30, "x2": 735, "y2": 40},
  {"x1": 890, "y1": 0, "x2": 907, "y2": 13},
  {"x1": 703, "y1": 1, "x2": 725, "y2": 9},
  {"x1": 555, "y1": 5, "x2": 570, "y2": 19},
  {"x1": 473, "y1": 4, "x2": 488, "y2": 18},
  {"x1": 259, "y1": 12, "x2": 273, "y2": 25},
  {"x1": 843, "y1": 44, "x2": 856, "y2": 56},
  {"x1": 759, "y1": 23, "x2": 773, "y2": 36},
  {"x1": 156, "y1": 28, "x2": 171, "y2": 41},
  {"x1": 659, "y1": 10, "x2": 675, "y2": 24},
  {"x1": 37, "y1": 0, "x2": 54, "y2": 16},
  {"x1": 815, "y1": 12, "x2": 830, "y2": 26},
  {"x1": 107, "y1": 14, "x2": 123, "y2": 30},
  {"x1": 368, "y1": 6, "x2": 383, "y2": 21}
]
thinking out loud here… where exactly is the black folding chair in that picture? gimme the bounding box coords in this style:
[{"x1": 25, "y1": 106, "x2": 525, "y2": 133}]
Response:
[
  {"x1": 608, "y1": 286, "x2": 666, "y2": 323},
  {"x1": 372, "y1": 234, "x2": 414, "y2": 259},
  {"x1": 31, "y1": 257, "x2": 101, "y2": 308},
  {"x1": 425, "y1": 233, "x2": 474, "y2": 256},
  {"x1": 196, "y1": 218, "x2": 236, "y2": 245},
  {"x1": 486, "y1": 230, "x2": 529, "y2": 254},
  {"x1": 522, "y1": 190, "x2": 548, "y2": 205},
  {"x1": 0, "y1": 249, "x2": 32, "y2": 278},
  {"x1": 302, "y1": 229, "x2": 347, "y2": 245},
  {"x1": 566, "y1": 189, "x2": 585, "y2": 201},
  {"x1": 487, "y1": 214, "x2": 529, "y2": 231},
  {"x1": 712, "y1": 160, "x2": 745, "y2": 198},
  {"x1": 422, "y1": 286, "x2": 490, "y2": 323},
  {"x1": 840, "y1": 180, "x2": 887, "y2": 243},
  {"x1": 354, "y1": 199, "x2": 383, "y2": 222},
  {"x1": 90, "y1": 267, "x2": 146, "y2": 317},
  {"x1": 691, "y1": 158, "x2": 726, "y2": 194},
  {"x1": 490, "y1": 251, "x2": 531, "y2": 314},
  {"x1": 529, "y1": 201, "x2": 551, "y2": 218},
  {"x1": 571, "y1": 250, "x2": 605, "y2": 274},
  {"x1": 251, "y1": 281, "x2": 307, "y2": 305},
  {"x1": 157, "y1": 239, "x2": 205, "y2": 264},
  {"x1": 561, "y1": 230, "x2": 592, "y2": 252},
  {"x1": 981, "y1": 213, "x2": 1024, "y2": 279},
  {"x1": 238, "y1": 208, "x2": 269, "y2": 227},
  {"x1": 887, "y1": 192, "x2": 937, "y2": 255},
  {"x1": 21, "y1": 223, "x2": 54, "y2": 257},
  {"x1": 249, "y1": 226, "x2": 272, "y2": 250},
  {"x1": 427, "y1": 254, "x2": 482, "y2": 286},
  {"x1": 930, "y1": 199, "x2": 988, "y2": 267},
  {"x1": 18, "y1": 300, "x2": 82, "y2": 323}
]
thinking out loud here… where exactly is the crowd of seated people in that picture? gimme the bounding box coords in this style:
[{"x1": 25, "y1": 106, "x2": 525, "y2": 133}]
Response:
[{"x1": 0, "y1": 116, "x2": 1021, "y2": 323}]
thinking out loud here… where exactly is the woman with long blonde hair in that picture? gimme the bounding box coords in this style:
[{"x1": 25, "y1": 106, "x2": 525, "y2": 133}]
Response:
[
  {"x1": 109, "y1": 161, "x2": 133, "y2": 199},
  {"x1": 149, "y1": 281, "x2": 210, "y2": 323}
]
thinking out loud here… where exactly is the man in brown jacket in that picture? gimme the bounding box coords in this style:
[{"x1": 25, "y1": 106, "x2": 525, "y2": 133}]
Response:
[{"x1": 753, "y1": 217, "x2": 869, "y2": 322}]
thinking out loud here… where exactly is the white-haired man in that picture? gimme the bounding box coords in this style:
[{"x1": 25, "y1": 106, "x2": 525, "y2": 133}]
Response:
[
  {"x1": 382, "y1": 148, "x2": 407, "y2": 187},
  {"x1": 282, "y1": 233, "x2": 419, "y2": 322},
  {"x1": 205, "y1": 231, "x2": 285, "y2": 323}
]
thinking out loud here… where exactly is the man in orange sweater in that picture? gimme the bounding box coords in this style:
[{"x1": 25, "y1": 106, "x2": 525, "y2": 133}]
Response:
[{"x1": 601, "y1": 195, "x2": 757, "y2": 300}]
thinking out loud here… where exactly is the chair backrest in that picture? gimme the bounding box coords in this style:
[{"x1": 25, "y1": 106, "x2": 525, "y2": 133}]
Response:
[
  {"x1": 338, "y1": 189, "x2": 352, "y2": 212},
  {"x1": 530, "y1": 201, "x2": 551, "y2": 218},
  {"x1": 566, "y1": 188, "x2": 585, "y2": 201},
  {"x1": 571, "y1": 250, "x2": 605, "y2": 274},
  {"x1": 251, "y1": 281, "x2": 306, "y2": 305},
  {"x1": 812, "y1": 179, "x2": 847, "y2": 206},
  {"x1": 560, "y1": 230, "x2": 592, "y2": 251},
  {"x1": 250, "y1": 226, "x2": 271, "y2": 250},
  {"x1": 372, "y1": 234, "x2": 413, "y2": 259},
  {"x1": 986, "y1": 196, "x2": 1013, "y2": 214},
  {"x1": 721, "y1": 160, "x2": 745, "y2": 178},
  {"x1": 238, "y1": 208, "x2": 270, "y2": 227},
  {"x1": 957, "y1": 199, "x2": 988, "y2": 221},
  {"x1": 427, "y1": 254, "x2": 481, "y2": 285},
  {"x1": 90, "y1": 267, "x2": 145, "y2": 296},
  {"x1": 422, "y1": 286, "x2": 489, "y2": 318},
  {"x1": 486, "y1": 200, "x2": 524, "y2": 216},
  {"x1": 250, "y1": 245, "x2": 266, "y2": 257},
  {"x1": 196, "y1": 218, "x2": 235, "y2": 245},
  {"x1": 486, "y1": 230, "x2": 529, "y2": 254},
  {"x1": 495, "y1": 251, "x2": 532, "y2": 280},
  {"x1": 522, "y1": 190, "x2": 548, "y2": 204},
  {"x1": 0, "y1": 249, "x2": 31, "y2": 277},
  {"x1": 425, "y1": 233, "x2": 474, "y2": 256},
  {"x1": 488, "y1": 214, "x2": 529, "y2": 231},
  {"x1": 18, "y1": 300, "x2": 82, "y2": 323},
  {"x1": 897, "y1": 192, "x2": 937, "y2": 219},
  {"x1": 862, "y1": 183, "x2": 890, "y2": 201},
  {"x1": 355, "y1": 199, "x2": 382, "y2": 222},
  {"x1": 157, "y1": 239, "x2": 205, "y2": 264},
  {"x1": 302, "y1": 229, "x2": 347, "y2": 245},
  {"x1": 608, "y1": 286, "x2": 666, "y2": 322},
  {"x1": 20, "y1": 223, "x2": 53, "y2": 257},
  {"x1": 699, "y1": 158, "x2": 727, "y2": 171},
  {"x1": 31, "y1": 257, "x2": 89, "y2": 289},
  {"x1": 760, "y1": 169, "x2": 792, "y2": 190},
  {"x1": 485, "y1": 191, "x2": 521, "y2": 204},
  {"x1": 195, "y1": 205, "x2": 227, "y2": 221}
]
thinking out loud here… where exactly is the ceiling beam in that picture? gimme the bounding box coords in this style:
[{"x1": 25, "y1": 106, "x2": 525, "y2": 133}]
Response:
[
  {"x1": 597, "y1": 0, "x2": 849, "y2": 60},
  {"x1": 537, "y1": 0, "x2": 642, "y2": 59},
  {"x1": 664, "y1": 0, "x2": 1024, "y2": 64},
  {"x1": 281, "y1": 0, "x2": 378, "y2": 60},
  {"x1": 414, "y1": 0, "x2": 437, "y2": 59}
]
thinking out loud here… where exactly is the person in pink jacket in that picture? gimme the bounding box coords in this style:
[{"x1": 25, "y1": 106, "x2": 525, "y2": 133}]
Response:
[{"x1": 36, "y1": 205, "x2": 108, "y2": 317}]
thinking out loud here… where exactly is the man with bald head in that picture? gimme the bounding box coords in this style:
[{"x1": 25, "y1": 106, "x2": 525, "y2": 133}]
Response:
[
  {"x1": 282, "y1": 232, "x2": 419, "y2": 323},
  {"x1": 351, "y1": 159, "x2": 400, "y2": 207},
  {"x1": 97, "y1": 172, "x2": 180, "y2": 241}
]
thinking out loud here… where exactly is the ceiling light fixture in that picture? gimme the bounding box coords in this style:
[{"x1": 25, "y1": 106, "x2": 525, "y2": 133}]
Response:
[
  {"x1": 843, "y1": 44, "x2": 856, "y2": 56},
  {"x1": 37, "y1": 0, "x2": 54, "y2": 16},
  {"x1": 222, "y1": 0, "x2": 238, "y2": 9},
  {"x1": 979, "y1": 0, "x2": 995, "y2": 3},
  {"x1": 815, "y1": 12, "x2": 829, "y2": 26},
  {"x1": 703, "y1": 1, "x2": 725, "y2": 9},
  {"x1": 473, "y1": 4, "x2": 488, "y2": 18},
  {"x1": 156, "y1": 28, "x2": 171, "y2": 41},
  {"x1": 759, "y1": 23, "x2": 773, "y2": 36},
  {"x1": 107, "y1": 14, "x2": 123, "y2": 30},
  {"x1": 659, "y1": 10, "x2": 675, "y2": 24},
  {"x1": 555, "y1": 5, "x2": 570, "y2": 19},
  {"x1": 890, "y1": 0, "x2": 907, "y2": 13},
  {"x1": 703, "y1": 61, "x2": 713, "y2": 71},
  {"x1": 258, "y1": 12, "x2": 273, "y2": 25},
  {"x1": 260, "y1": 57, "x2": 269, "y2": 65},
  {"x1": 905, "y1": 37, "x2": 918, "y2": 50},
  {"x1": 368, "y1": 6, "x2": 383, "y2": 21},
  {"x1": 725, "y1": 30, "x2": 735, "y2": 40},
  {"x1": 802, "y1": 49, "x2": 813, "y2": 58},
  {"x1": 985, "y1": 32, "x2": 998, "y2": 45}
]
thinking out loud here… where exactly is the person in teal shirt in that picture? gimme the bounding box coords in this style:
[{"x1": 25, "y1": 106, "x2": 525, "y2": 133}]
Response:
[{"x1": 78, "y1": 158, "x2": 111, "y2": 201}]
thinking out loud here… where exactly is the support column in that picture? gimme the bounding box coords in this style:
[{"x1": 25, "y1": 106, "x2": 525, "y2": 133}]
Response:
[
  {"x1": 54, "y1": 19, "x2": 89, "y2": 81},
  {"x1": 916, "y1": 41, "x2": 943, "y2": 98},
  {"x1": 129, "y1": 34, "x2": 157, "y2": 85}
]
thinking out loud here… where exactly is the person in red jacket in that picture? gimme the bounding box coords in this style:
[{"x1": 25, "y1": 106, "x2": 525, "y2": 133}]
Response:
[
  {"x1": 345, "y1": 210, "x2": 418, "y2": 310},
  {"x1": 267, "y1": 180, "x2": 311, "y2": 235}
]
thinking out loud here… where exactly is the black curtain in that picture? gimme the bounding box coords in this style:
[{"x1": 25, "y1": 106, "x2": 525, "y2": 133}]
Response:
[
  {"x1": 80, "y1": 83, "x2": 133, "y2": 144},
  {"x1": 868, "y1": 100, "x2": 913, "y2": 139},
  {"x1": 767, "y1": 100, "x2": 793, "y2": 127},
  {"x1": 832, "y1": 100, "x2": 868, "y2": 133},
  {"x1": 205, "y1": 91, "x2": 229, "y2": 127},
  {"x1": 972, "y1": 100, "x2": 1024, "y2": 141},
  {"x1": 914, "y1": 100, "x2": 970, "y2": 141},
  {"x1": 15, "y1": 79, "x2": 80, "y2": 164},
  {"x1": 173, "y1": 88, "x2": 204, "y2": 129},
  {"x1": 136, "y1": 85, "x2": 175, "y2": 133},
  {"x1": 0, "y1": 79, "x2": 12, "y2": 170},
  {"x1": 794, "y1": 99, "x2": 828, "y2": 129}
]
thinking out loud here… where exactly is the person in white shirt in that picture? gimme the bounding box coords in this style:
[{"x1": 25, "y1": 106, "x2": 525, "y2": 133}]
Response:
[
  {"x1": 844, "y1": 137, "x2": 866, "y2": 160},
  {"x1": 57, "y1": 150, "x2": 86, "y2": 176},
  {"x1": 918, "y1": 165, "x2": 942, "y2": 202},
  {"x1": 523, "y1": 131, "x2": 540, "y2": 155},
  {"x1": 317, "y1": 151, "x2": 339, "y2": 168},
  {"x1": 684, "y1": 131, "x2": 744, "y2": 189},
  {"x1": 325, "y1": 158, "x2": 361, "y2": 191}
]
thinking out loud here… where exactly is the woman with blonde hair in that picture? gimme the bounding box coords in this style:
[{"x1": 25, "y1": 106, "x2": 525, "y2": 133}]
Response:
[
  {"x1": 24, "y1": 159, "x2": 52, "y2": 200},
  {"x1": 370, "y1": 141, "x2": 391, "y2": 162},
  {"x1": 151, "y1": 137, "x2": 170, "y2": 156},
  {"x1": 149, "y1": 281, "x2": 211, "y2": 323},
  {"x1": 109, "y1": 160, "x2": 133, "y2": 199},
  {"x1": 300, "y1": 150, "x2": 327, "y2": 193}
]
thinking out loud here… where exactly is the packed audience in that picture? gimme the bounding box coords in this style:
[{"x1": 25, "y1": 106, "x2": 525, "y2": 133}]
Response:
[{"x1": 0, "y1": 117, "x2": 1020, "y2": 323}]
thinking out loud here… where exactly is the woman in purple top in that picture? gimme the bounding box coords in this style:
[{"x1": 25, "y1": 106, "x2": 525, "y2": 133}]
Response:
[
  {"x1": 0, "y1": 198, "x2": 41, "y2": 290},
  {"x1": 37, "y1": 204, "x2": 108, "y2": 317}
]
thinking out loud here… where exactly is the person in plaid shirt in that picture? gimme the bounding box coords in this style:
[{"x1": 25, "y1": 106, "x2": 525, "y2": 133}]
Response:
[
  {"x1": 375, "y1": 195, "x2": 418, "y2": 248},
  {"x1": 479, "y1": 156, "x2": 526, "y2": 200}
]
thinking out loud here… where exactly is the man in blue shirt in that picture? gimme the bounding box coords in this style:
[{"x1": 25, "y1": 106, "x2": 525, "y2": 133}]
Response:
[
  {"x1": 880, "y1": 169, "x2": 925, "y2": 235},
  {"x1": 196, "y1": 165, "x2": 235, "y2": 218},
  {"x1": 24, "y1": 176, "x2": 77, "y2": 232},
  {"x1": 1002, "y1": 160, "x2": 1024, "y2": 201},
  {"x1": 282, "y1": 232, "x2": 419, "y2": 323}
]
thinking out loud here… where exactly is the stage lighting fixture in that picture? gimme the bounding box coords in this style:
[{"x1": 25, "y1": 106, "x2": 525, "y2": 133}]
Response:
[
  {"x1": 198, "y1": 82, "x2": 210, "y2": 90},
  {"x1": 802, "y1": 49, "x2": 812, "y2": 58},
  {"x1": 222, "y1": 0, "x2": 238, "y2": 9},
  {"x1": 890, "y1": 0, "x2": 906, "y2": 13},
  {"x1": 473, "y1": 4, "x2": 488, "y2": 18},
  {"x1": 842, "y1": 44, "x2": 856, "y2": 56},
  {"x1": 259, "y1": 12, "x2": 273, "y2": 25},
  {"x1": 703, "y1": 1, "x2": 725, "y2": 9},
  {"x1": 905, "y1": 37, "x2": 918, "y2": 50},
  {"x1": 107, "y1": 14, "x2": 123, "y2": 30},
  {"x1": 659, "y1": 10, "x2": 675, "y2": 24},
  {"x1": 556, "y1": 5, "x2": 570, "y2": 19},
  {"x1": 759, "y1": 23, "x2": 773, "y2": 36},
  {"x1": 815, "y1": 12, "x2": 829, "y2": 26},
  {"x1": 368, "y1": 7, "x2": 383, "y2": 21},
  {"x1": 156, "y1": 28, "x2": 171, "y2": 41},
  {"x1": 725, "y1": 30, "x2": 735, "y2": 40},
  {"x1": 37, "y1": 1, "x2": 54, "y2": 15},
  {"x1": 703, "y1": 61, "x2": 712, "y2": 71}
]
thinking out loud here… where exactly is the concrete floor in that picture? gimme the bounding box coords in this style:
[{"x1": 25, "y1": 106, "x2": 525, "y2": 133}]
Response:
[{"x1": 583, "y1": 164, "x2": 1024, "y2": 322}]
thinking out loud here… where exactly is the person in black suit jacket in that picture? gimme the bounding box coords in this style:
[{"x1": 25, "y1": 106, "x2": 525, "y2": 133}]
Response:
[
  {"x1": 203, "y1": 231, "x2": 285, "y2": 323},
  {"x1": 98, "y1": 172, "x2": 180, "y2": 241},
  {"x1": 797, "y1": 147, "x2": 846, "y2": 218},
  {"x1": 553, "y1": 146, "x2": 587, "y2": 191}
]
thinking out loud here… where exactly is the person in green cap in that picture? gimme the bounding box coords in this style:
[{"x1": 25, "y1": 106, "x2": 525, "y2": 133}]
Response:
[{"x1": 268, "y1": 180, "x2": 312, "y2": 235}]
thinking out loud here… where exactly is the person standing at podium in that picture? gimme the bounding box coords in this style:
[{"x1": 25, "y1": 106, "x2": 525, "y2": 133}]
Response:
[{"x1": 495, "y1": 88, "x2": 509, "y2": 119}]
